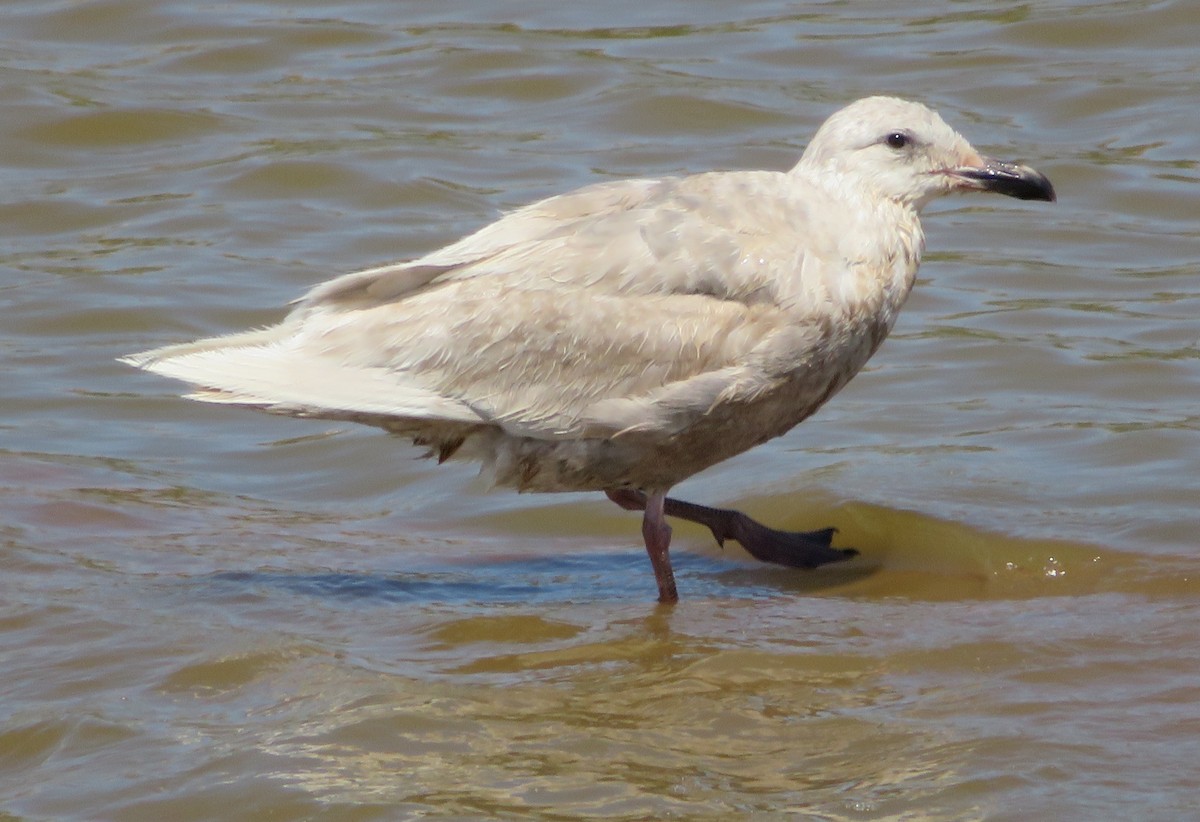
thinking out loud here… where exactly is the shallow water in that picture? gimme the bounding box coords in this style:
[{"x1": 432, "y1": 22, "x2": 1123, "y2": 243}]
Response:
[{"x1": 3, "y1": 0, "x2": 1199, "y2": 819}]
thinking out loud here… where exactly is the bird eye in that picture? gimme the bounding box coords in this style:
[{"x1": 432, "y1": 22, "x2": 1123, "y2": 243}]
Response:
[{"x1": 885, "y1": 131, "x2": 910, "y2": 149}]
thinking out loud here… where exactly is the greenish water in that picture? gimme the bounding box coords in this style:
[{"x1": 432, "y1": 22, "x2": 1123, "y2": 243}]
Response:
[{"x1": 3, "y1": 1, "x2": 1199, "y2": 819}]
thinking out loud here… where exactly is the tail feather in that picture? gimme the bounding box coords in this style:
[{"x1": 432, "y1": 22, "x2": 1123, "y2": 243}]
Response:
[{"x1": 121, "y1": 332, "x2": 485, "y2": 425}]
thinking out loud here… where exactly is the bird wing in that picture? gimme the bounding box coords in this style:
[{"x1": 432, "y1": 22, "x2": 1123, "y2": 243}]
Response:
[
  {"x1": 278, "y1": 171, "x2": 851, "y2": 439},
  {"x1": 289, "y1": 284, "x2": 823, "y2": 439},
  {"x1": 295, "y1": 171, "x2": 837, "y2": 311},
  {"x1": 131, "y1": 171, "x2": 857, "y2": 441}
]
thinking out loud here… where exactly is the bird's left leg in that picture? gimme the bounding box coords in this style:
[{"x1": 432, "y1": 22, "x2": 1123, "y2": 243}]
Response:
[
  {"x1": 608, "y1": 489, "x2": 679, "y2": 602},
  {"x1": 638, "y1": 490, "x2": 678, "y2": 603}
]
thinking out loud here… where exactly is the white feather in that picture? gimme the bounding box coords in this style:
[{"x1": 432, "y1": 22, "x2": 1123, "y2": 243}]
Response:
[{"x1": 123, "y1": 96, "x2": 1050, "y2": 493}]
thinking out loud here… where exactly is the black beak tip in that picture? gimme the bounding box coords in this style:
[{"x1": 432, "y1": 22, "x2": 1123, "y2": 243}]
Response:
[
  {"x1": 955, "y1": 161, "x2": 1056, "y2": 203},
  {"x1": 1017, "y1": 171, "x2": 1056, "y2": 203},
  {"x1": 1040, "y1": 178, "x2": 1057, "y2": 203}
]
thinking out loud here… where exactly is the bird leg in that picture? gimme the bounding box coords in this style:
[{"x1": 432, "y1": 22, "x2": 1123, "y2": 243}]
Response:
[
  {"x1": 639, "y1": 490, "x2": 679, "y2": 603},
  {"x1": 606, "y1": 488, "x2": 858, "y2": 570}
]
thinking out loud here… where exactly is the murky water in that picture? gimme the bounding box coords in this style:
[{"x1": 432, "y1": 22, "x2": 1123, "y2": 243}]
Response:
[{"x1": 3, "y1": 0, "x2": 1198, "y2": 818}]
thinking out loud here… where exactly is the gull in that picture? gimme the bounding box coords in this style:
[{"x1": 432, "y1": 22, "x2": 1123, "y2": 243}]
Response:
[{"x1": 123, "y1": 96, "x2": 1055, "y2": 603}]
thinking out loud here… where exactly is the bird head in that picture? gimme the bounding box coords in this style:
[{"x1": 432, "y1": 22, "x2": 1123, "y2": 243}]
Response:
[{"x1": 795, "y1": 96, "x2": 1055, "y2": 211}]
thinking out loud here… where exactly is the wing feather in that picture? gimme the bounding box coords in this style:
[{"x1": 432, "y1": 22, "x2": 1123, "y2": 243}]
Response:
[{"x1": 127, "y1": 170, "x2": 845, "y2": 442}]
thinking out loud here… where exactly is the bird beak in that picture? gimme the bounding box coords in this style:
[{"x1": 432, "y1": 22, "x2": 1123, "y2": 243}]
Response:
[{"x1": 946, "y1": 157, "x2": 1056, "y2": 202}]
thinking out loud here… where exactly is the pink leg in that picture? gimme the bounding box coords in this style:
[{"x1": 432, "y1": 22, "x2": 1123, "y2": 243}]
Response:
[{"x1": 637, "y1": 490, "x2": 678, "y2": 604}]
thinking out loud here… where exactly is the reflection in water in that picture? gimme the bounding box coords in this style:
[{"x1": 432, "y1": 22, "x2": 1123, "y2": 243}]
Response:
[{"x1": 205, "y1": 552, "x2": 877, "y2": 606}]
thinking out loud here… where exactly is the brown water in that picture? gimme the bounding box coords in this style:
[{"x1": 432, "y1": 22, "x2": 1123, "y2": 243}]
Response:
[{"x1": 3, "y1": 1, "x2": 1199, "y2": 819}]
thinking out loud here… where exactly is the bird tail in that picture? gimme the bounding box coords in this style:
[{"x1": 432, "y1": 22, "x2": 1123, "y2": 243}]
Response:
[{"x1": 120, "y1": 329, "x2": 485, "y2": 425}]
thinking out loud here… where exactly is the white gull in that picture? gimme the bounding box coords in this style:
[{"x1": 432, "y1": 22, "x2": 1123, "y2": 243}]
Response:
[{"x1": 124, "y1": 96, "x2": 1055, "y2": 602}]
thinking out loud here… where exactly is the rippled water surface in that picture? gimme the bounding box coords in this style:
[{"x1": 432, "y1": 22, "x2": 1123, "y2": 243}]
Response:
[{"x1": 3, "y1": 1, "x2": 1199, "y2": 819}]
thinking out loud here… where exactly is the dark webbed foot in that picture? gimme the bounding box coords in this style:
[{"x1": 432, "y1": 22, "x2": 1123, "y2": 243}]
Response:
[
  {"x1": 606, "y1": 489, "x2": 858, "y2": 570},
  {"x1": 694, "y1": 507, "x2": 857, "y2": 569}
]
